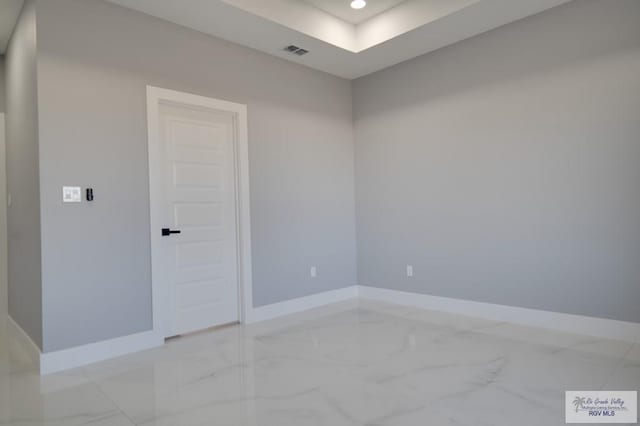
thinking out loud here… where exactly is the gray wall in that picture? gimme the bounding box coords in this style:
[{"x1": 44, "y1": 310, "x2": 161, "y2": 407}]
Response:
[
  {"x1": 35, "y1": 0, "x2": 356, "y2": 352},
  {"x1": 0, "y1": 56, "x2": 6, "y2": 314},
  {"x1": 354, "y1": 0, "x2": 640, "y2": 323},
  {"x1": 5, "y1": 0, "x2": 43, "y2": 348},
  {"x1": 0, "y1": 56, "x2": 5, "y2": 112}
]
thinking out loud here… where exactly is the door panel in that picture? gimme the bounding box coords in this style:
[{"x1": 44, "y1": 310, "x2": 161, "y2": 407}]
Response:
[{"x1": 158, "y1": 103, "x2": 239, "y2": 337}]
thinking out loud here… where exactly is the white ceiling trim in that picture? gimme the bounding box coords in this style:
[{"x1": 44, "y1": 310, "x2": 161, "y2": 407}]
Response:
[{"x1": 105, "y1": 0, "x2": 573, "y2": 79}]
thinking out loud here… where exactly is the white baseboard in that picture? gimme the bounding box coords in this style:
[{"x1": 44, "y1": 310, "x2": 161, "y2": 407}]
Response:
[
  {"x1": 13, "y1": 284, "x2": 640, "y2": 376},
  {"x1": 39, "y1": 330, "x2": 164, "y2": 375},
  {"x1": 246, "y1": 286, "x2": 359, "y2": 324},
  {"x1": 358, "y1": 286, "x2": 640, "y2": 343},
  {"x1": 7, "y1": 316, "x2": 42, "y2": 371}
]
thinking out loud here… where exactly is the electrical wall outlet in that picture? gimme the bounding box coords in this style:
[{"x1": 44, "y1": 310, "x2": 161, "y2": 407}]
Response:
[
  {"x1": 406, "y1": 265, "x2": 414, "y2": 277},
  {"x1": 310, "y1": 266, "x2": 317, "y2": 278}
]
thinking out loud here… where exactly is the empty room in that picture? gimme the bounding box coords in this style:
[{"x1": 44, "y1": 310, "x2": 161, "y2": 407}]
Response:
[{"x1": 0, "y1": 0, "x2": 639, "y2": 425}]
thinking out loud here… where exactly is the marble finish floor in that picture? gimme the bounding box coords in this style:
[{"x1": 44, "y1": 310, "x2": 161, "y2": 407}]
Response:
[{"x1": 1, "y1": 300, "x2": 638, "y2": 425}]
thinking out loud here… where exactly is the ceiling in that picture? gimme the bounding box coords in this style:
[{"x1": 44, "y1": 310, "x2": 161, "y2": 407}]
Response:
[
  {"x1": 0, "y1": 0, "x2": 23, "y2": 53},
  {"x1": 303, "y1": 0, "x2": 408, "y2": 25},
  {"x1": 106, "y1": 0, "x2": 573, "y2": 79},
  {"x1": 0, "y1": 0, "x2": 573, "y2": 78}
]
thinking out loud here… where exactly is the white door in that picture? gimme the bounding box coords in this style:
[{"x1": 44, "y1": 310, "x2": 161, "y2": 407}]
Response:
[{"x1": 155, "y1": 101, "x2": 240, "y2": 337}]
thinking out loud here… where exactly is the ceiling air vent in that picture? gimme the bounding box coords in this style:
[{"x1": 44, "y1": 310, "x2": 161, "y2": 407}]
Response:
[{"x1": 284, "y1": 45, "x2": 309, "y2": 56}]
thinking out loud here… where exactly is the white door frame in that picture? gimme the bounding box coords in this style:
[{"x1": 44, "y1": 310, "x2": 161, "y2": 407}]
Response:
[{"x1": 146, "y1": 86, "x2": 253, "y2": 337}]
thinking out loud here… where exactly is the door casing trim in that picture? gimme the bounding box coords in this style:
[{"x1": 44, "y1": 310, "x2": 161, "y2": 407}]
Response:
[{"x1": 146, "y1": 86, "x2": 253, "y2": 337}]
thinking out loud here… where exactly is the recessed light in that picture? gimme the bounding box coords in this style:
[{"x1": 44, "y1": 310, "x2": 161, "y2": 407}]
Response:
[{"x1": 350, "y1": 0, "x2": 366, "y2": 10}]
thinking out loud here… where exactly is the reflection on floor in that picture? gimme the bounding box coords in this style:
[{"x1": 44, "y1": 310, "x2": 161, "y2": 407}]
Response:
[{"x1": 1, "y1": 299, "x2": 638, "y2": 425}]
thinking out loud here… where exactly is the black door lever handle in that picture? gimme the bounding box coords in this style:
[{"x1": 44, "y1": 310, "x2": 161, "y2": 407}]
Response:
[{"x1": 161, "y1": 228, "x2": 182, "y2": 236}]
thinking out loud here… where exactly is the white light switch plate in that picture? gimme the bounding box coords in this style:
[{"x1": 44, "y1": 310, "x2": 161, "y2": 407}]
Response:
[
  {"x1": 310, "y1": 266, "x2": 317, "y2": 278},
  {"x1": 406, "y1": 265, "x2": 414, "y2": 277},
  {"x1": 63, "y1": 186, "x2": 82, "y2": 203}
]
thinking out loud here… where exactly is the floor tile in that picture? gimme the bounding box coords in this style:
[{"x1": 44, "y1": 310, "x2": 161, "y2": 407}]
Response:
[{"x1": 1, "y1": 303, "x2": 637, "y2": 426}]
